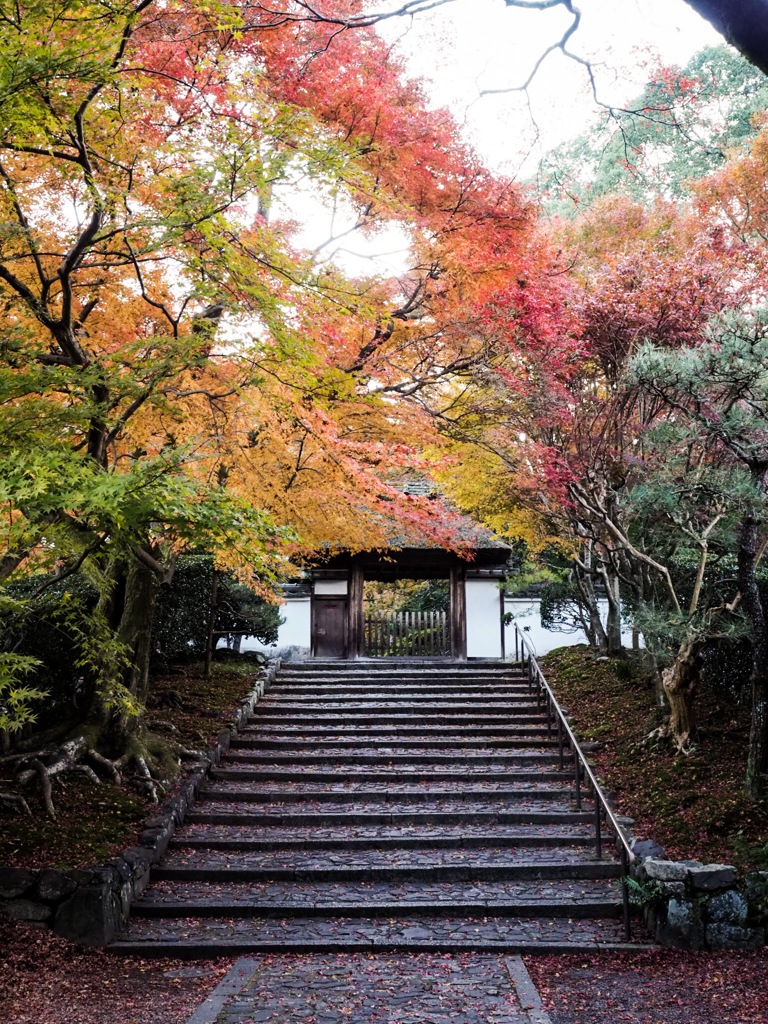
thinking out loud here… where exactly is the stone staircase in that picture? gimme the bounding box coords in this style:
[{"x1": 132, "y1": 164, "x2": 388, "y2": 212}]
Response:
[{"x1": 111, "y1": 660, "x2": 648, "y2": 956}]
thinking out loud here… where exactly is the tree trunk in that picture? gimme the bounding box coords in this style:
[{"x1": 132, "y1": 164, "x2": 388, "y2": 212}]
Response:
[
  {"x1": 117, "y1": 557, "x2": 157, "y2": 708},
  {"x1": 204, "y1": 569, "x2": 218, "y2": 678},
  {"x1": 88, "y1": 556, "x2": 157, "y2": 753},
  {"x1": 573, "y1": 549, "x2": 609, "y2": 653},
  {"x1": 737, "y1": 512, "x2": 768, "y2": 799},
  {"x1": 604, "y1": 568, "x2": 624, "y2": 658},
  {"x1": 661, "y1": 639, "x2": 703, "y2": 751}
]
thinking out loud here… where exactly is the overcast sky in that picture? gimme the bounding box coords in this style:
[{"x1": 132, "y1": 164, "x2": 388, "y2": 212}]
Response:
[
  {"x1": 380, "y1": 0, "x2": 722, "y2": 175},
  {"x1": 284, "y1": 0, "x2": 723, "y2": 268}
]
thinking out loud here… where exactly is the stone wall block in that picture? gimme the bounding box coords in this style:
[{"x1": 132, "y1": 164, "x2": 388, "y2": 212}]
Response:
[
  {"x1": 642, "y1": 858, "x2": 696, "y2": 883},
  {"x1": 707, "y1": 890, "x2": 748, "y2": 926},
  {"x1": 688, "y1": 864, "x2": 737, "y2": 891},
  {"x1": 121, "y1": 848, "x2": 154, "y2": 899},
  {"x1": 0, "y1": 868, "x2": 36, "y2": 899},
  {"x1": 139, "y1": 826, "x2": 164, "y2": 850},
  {"x1": 37, "y1": 870, "x2": 77, "y2": 903},
  {"x1": 3, "y1": 898, "x2": 52, "y2": 922},
  {"x1": 54, "y1": 882, "x2": 122, "y2": 946},
  {"x1": 655, "y1": 897, "x2": 705, "y2": 950},
  {"x1": 165, "y1": 795, "x2": 187, "y2": 827},
  {"x1": 631, "y1": 838, "x2": 667, "y2": 861},
  {"x1": 706, "y1": 923, "x2": 765, "y2": 950}
]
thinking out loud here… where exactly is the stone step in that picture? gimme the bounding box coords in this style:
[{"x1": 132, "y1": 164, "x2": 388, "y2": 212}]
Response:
[
  {"x1": 258, "y1": 699, "x2": 541, "y2": 711},
  {"x1": 271, "y1": 681, "x2": 528, "y2": 690},
  {"x1": 231, "y1": 736, "x2": 566, "y2": 751},
  {"x1": 249, "y1": 708, "x2": 544, "y2": 724},
  {"x1": 131, "y1": 877, "x2": 622, "y2": 917},
  {"x1": 272, "y1": 669, "x2": 526, "y2": 677},
  {"x1": 186, "y1": 805, "x2": 592, "y2": 826},
  {"x1": 270, "y1": 680, "x2": 528, "y2": 690},
  {"x1": 153, "y1": 850, "x2": 620, "y2": 884},
  {"x1": 208, "y1": 766, "x2": 575, "y2": 783},
  {"x1": 275, "y1": 662, "x2": 518, "y2": 672},
  {"x1": 199, "y1": 782, "x2": 574, "y2": 803},
  {"x1": 267, "y1": 687, "x2": 533, "y2": 697},
  {"x1": 111, "y1": 913, "x2": 645, "y2": 956},
  {"x1": 171, "y1": 823, "x2": 595, "y2": 850},
  {"x1": 239, "y1": 726, "x2": 559, "y2": 741},
  {"x1": 223, "y1": 748, "x2": 569, "y2": 764}
]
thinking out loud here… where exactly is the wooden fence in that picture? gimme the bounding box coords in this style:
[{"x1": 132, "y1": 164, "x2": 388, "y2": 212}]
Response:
[{"x1": 363, "y1": 610, "x2": 450, "y2": 657}]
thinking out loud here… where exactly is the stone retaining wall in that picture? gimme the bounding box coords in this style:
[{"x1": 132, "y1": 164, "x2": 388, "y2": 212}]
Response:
[
  {"x1": 631, "y1": 849, "x2": 768, "y2": 950},
  {"x1": 0, "y1": 659, "x2": 279, "y2": 946}
]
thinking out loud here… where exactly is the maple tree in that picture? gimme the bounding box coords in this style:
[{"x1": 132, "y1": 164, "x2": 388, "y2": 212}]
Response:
[
  {"x1": 0, "y1": 0, "x2": 540, "y2": 808},
  {"x1": 538, "y1": 44, "x2": 768, "y2": 214},
  {"x1": 433, "y1": 175, "x2": 768, "y2": 786}
]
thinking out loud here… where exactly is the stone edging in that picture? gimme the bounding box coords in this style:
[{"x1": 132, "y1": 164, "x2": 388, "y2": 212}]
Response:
[
  {"x1": 629, "y1": 846, "x2": 768, "y2": 950},
  {"x1": 0, "y1": 658, "x2": 280, "y2": 946}
]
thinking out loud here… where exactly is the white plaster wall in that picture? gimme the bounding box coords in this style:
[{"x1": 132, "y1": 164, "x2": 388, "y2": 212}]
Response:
[
  {"x1": 314, "y1": 580, "x2": 348, "y2": 596},
  {"x1": 466, "y1": 579, "x2": 503, "y2": 658},
  {"x1": 239, "y1": 597, "x2": 311, "y2": 654},
  {"x1": 504, "y1": 598, "x2": 637, "y2": 658}
]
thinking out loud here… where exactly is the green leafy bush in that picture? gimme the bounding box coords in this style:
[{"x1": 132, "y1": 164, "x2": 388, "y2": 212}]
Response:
[{"x1": 152, "y1": 555, "x2": 282, "y2": 663}]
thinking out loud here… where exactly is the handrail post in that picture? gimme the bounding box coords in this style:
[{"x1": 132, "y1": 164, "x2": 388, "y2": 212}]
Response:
[
  {"x1": 621, "y1": 846, "x2": 632, "y2": 941},
  {"x1": 594, "y1": 799, "x2": 603, "y2": 860},
  {"x1": 507, "y1": 615, "x2": 635, "y2": 926}
]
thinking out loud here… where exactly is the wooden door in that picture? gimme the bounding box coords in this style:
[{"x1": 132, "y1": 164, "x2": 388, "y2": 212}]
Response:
[{"x1": 312, "y1": 597, "x2": 348, "y2": 659}]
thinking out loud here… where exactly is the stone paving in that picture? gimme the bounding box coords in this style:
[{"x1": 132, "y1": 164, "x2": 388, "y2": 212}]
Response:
[
  {"x1": 112, "y1": 660, "x2": 648, "y2": 957},
  {"x1": 182, "y1": 954, "x2": 553, "y2": 1024},
  {"x1": 118, "y1": 912, "x2": 639, "y2": 954},
  {"x1": 138, "y1": 877, "x2": 620, "y2": 909},
  {"x1": 175, "y1": 821, "x2": 595, "y2": 842}
]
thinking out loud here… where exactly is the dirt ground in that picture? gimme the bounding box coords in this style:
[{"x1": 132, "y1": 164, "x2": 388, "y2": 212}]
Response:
[
  {"x1": 525, "y1": 949, "x2": 768, "y2": 1024},
  {"x1": 3, "y1": 920, "x2": 768, "y2": 1024}
]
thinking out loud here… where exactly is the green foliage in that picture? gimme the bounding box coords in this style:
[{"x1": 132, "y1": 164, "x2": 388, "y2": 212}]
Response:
[
  {"x1": 503, "y1": 543, "x2": 569, "y2": 599},
  {"x1": 398, "y1": 579, "x2": 450, "y2": 613},
  {"x1": 539, "y1": 576, "x2": 590, "y2": 634},
  {"x1": 55, "y1": 593, "x2": 140, "y2": 721},
  {"x1": 537, "y1": 44, "x2": 768, "y2": 213},
  {"x1": 152, "y1": 555, "x2": 282, "y2": 663},
  {"x1": 626, "y1": 876, "x2": 666, "y2": 909},
  {"x1": 733, "y1": 831, "x2": 768, "y2": 872},
  {"x1": 0, "y1": 573, "x2": 142, "y2": 729},
  {"x1": 364, "y1": 579, "x2": 450, "y2": 615},
  {"x1": 0, "y1": 651, "x2": 46, "y2": 733}
]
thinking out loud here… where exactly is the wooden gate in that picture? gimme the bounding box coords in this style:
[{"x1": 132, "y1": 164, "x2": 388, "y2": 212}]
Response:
[{"x1": 363, "y1": 610, "x2": 450, "y2": 657}]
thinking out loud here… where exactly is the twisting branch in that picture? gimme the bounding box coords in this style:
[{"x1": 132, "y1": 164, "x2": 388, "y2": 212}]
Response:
[
  {"x1": 242, "y1": 0, "x2": 460, "y2": 31},
  {"x1": 480, "y1": 0, "x2": 591, "y2": 97},
  {"x1": 569, "y1": 479, "x2": 683, "y2": 614}
]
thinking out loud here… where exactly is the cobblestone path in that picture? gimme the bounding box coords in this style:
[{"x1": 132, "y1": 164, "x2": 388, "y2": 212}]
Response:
[
  {"x1": 112, "y1": 661, "x2": 649, "y2": 956},
  {"x1": 180, "y1": 953, "x2": 554, "y2": 1024}
]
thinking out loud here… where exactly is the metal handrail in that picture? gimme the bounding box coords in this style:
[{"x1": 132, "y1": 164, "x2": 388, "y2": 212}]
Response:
[{"x1": 510, "y1": 621, "x2": 636, "y2": 941}]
